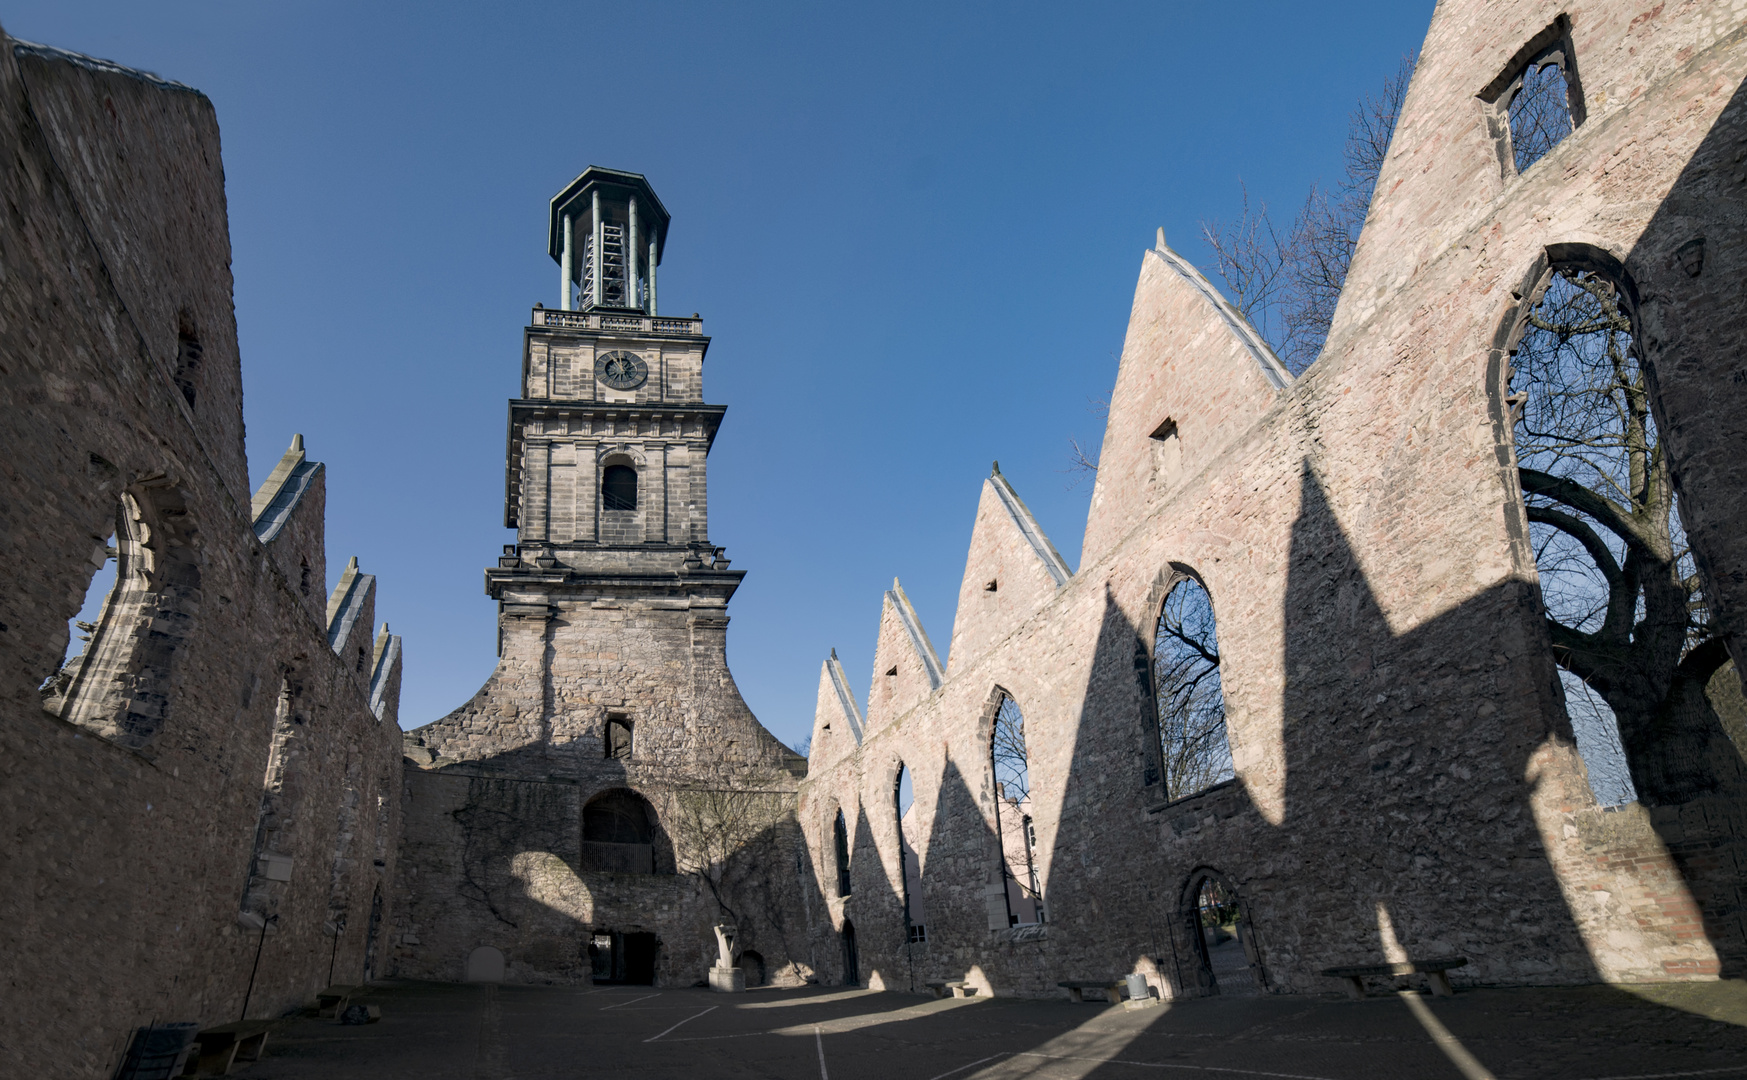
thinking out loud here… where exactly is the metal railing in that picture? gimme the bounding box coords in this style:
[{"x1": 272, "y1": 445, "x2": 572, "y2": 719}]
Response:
[{"x1": 532, "y1": 309, "x2": 702, "y2": 335}]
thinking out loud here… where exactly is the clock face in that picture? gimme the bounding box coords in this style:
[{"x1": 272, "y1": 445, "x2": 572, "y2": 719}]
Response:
[{"x1": 596, "y1": 350, "x2": 648, "y2": 391}]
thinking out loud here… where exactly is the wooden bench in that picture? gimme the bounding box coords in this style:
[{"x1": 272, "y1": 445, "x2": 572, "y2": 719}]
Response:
[
  {"x1": 924, "y1": 980, "x2": 975, "y2": 999},
  {"x1": 315, "y1": 984, "x2": 362, "y2": 1018},
  {"x1": 1320, "y1": 956, "x2": 1468, "y2": 999},
  {"x1": 1057, "y1": 979, "x2": 1125, "y2": 1004},
  {"x1": 183, "y1": 1021, "x2": 272, "y2": 1077}
]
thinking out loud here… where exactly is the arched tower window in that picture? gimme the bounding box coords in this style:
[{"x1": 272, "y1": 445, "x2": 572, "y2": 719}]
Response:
[
  {"x1": 1506, "y1": 259, "x2": 1745, "y2": 806},
  {"x1": 1155, "y1": 575, "x2": 1234, "y2": 801},
  {"x1": 602, "y1": 464, "x2": 638, "y2": 511},
  {"x1": 991, "y1": 694, "x2": 1043, "y2": 925},
  {"x1": 832, "y1": 808, "x2": 852, "y2": 898}
]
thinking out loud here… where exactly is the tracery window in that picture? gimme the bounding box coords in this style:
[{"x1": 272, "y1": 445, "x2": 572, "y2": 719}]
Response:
[{"x1": 1506, "y1": 258, "x2": 1745, "y2": 805}]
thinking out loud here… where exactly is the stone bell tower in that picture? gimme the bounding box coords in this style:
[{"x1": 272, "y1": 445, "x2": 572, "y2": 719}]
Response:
[
  {"x1": 509, "y1": 166, "x2": 726, "y2": 572},
  {"x1": 397, "y1": 167, "x2": 805, "y2": 990}
]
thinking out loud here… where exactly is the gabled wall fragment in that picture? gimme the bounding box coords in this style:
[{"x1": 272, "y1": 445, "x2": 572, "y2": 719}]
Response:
[
  {"x1": 864, "y1": 580, "x2": 944, "y2": 733},
  {"x1": 947, "y1": 466, "x2": 1072, "y2": 670},
  {"x1": 1081, "y1": 238, "x2": 1290, "y2": 567}
]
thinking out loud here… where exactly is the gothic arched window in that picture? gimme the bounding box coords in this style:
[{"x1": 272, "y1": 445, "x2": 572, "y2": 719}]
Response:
[
  {"x1": 602, "y1": 464, "x2": 637, "y2": 511},
  {"x1": 991, "y1": 694, "x2": 1043, "y2": 925},
  {"x1": 832, "y1": 808, "x2": 852, "y2": 897},
  {"x1": 1155, "y1": 574, "x2": 1234, "y2": 801}
]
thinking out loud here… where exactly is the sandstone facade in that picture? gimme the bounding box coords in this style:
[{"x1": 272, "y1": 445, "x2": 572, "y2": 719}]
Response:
[
  {"x1": 0, "y1": 30, "x2": 404, "y2": 1078},
  {"x1": 796, "y1": 0, "x2": 1747, "y2": 999}
]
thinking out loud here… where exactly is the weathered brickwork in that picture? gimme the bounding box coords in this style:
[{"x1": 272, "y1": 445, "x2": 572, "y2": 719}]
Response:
[
  {"x1": 0, "y1": 30, "x2": 405, "y2": 1078},
  {"x1": 396, "y1": 169, "x2": 808, "y2": 990},
  {"x1": 797, "y1": 0, "x2": 1747, "y2": 999}
]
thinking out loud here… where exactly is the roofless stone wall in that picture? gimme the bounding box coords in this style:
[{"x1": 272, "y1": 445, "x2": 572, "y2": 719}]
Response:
[
  {"x1": 798, "y1": 0, "x2": 1747, "y2": 998},
  {"x1": 0, "y1": 29, "x2": 404, "y2": 1077}
]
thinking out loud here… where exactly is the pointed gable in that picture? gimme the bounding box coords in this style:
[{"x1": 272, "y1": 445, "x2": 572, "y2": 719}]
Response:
[
  {"x1": 947, "y1": 464, "x2": 1072, "y2": 670},
  {"x1": 864, "y1": 579, "x2": 944, "y2": 733},
  {"x1": 326, "y1": 556, "x2": 377, "y2": 684},
  {"x1": 809, "y1": 649, "x2": 865, "y2": 771},
  {"x1": 368, "y1": 621, "x2": 403, "y2": 725},
  {"x1": 250, "y1": 433, "x2": 327, "y2": 627},
  {"x1": 1082, "y1": 235, "x2": 1290, "y2": 566}
]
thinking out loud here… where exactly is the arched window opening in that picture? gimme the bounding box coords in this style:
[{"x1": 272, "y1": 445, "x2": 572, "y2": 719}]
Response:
[
  {"x1": 40, "y1": 519, "x2": 118, "y2": 702},
  {"x1": 991, "y1": 695, "x2": 1043, "y2": 926},
  {"x1": 1508, "y1": 263, "x2": 1746, "y2": 806},
  {"x1": 1155, "y1": 577, "x2": 1234, "y2": 801},
  {"x1": 1184, "y1": 872, "x2": 1263, "y2": 996},
  {"x1": 602, "y1": 464, "x2": 637, "y2": 511},
  {"x1": 241, "y1": 679, "x2": 304, "y2": 923},
  {"x1": 895, "y1": 764, "x2": 926, "y2": 944},
  {"x1": 583, "y1": 789, "x2": 659, "y2": 873},
  {"x1": 832, "y1": 808, "x2": 852, "y2": 897},
  {"x1": 1481, "y1": 19, "x2": 1584, "y2": 178},
  {"x1": 43, "y1": 489, "x2": 201, "y2": 750}
]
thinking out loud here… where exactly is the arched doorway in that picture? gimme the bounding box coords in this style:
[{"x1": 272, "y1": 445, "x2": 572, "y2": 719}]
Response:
[
  {"x1": 736, "y1": 949, "x2": 766, "y2": 988},
  {"x1": 840, "y1": 920, "x2": 860, "y2": 987},
  {"x1": 1184, "y1": 871, "x2": 1263, "y2": 996}
]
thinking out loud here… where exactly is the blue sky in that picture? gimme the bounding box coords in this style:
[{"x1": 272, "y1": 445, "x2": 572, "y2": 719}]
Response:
[{"x1": 7, "y1": 2, "x2": 1433, "y2": 750}]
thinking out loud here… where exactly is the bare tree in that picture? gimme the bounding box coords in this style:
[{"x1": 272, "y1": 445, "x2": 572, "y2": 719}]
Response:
[
  {"x1": 668, "y1": 783, "x2": 791, "y2": 924},
  {"x1": 1155, "y1": 577, "x2": 1233, "y2": 801},
  {"x1": 1064, "y1": 394, "x2": 1109, "y2": 487},
  {"x1": 1200, "y1": 54, "x2": 1415, "y2": 374},
  {"x1": 1511, "y1": 269, "x2": 1747, "y2": 805},
  {"x1": 990, "y1": 697, "x2": 1043, "y2": 909}
]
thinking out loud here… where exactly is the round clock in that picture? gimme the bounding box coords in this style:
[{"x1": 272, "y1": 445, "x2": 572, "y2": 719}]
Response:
[{"x1": 595, "y1": 350, "x2": 648, "y2": 391}]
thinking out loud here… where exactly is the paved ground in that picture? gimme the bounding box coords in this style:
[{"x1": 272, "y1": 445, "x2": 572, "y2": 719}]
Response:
[{"x1": 245, "y1": 980, "x2": 1747, "y2": 1080}]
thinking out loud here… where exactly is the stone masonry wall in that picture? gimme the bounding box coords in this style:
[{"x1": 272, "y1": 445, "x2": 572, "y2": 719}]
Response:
[
  {"x1": 398, "y1": 588, "x2": 809, "y2": 988},
  {"x1": 0, "y1": 32, "x2": 405, "y2": 1078},
  {"x1": 796, "y1": 0, "x2": 1747, "y2": 998}
]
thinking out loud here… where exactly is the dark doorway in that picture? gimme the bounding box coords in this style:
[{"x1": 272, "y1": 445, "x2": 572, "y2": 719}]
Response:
[
  {"x1": 623, "y1": 932, "x2": 657, "y2": 985},
  {"x1": 840, "y1": 920, "x2": 860, "y2": 987},
  {"x1": 588, "y1": 930, "x2": 658, "y2": 985},
  {"x1": 1188, "y1": 873, "x2": 1262, "y2": 996},
  {"x1": 736, "y1": 949, "x2": 766, "y2": 988}
]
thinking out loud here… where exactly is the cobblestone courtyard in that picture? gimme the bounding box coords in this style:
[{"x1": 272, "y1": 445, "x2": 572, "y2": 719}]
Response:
[{"x1": 245, "y1": 981, "x2": 1747, "y2": 1080}]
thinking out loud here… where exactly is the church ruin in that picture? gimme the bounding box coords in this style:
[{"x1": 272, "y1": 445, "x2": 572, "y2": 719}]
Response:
[{"x1": 3, "y1": 1, "x2": 1747, "y2": 1076}]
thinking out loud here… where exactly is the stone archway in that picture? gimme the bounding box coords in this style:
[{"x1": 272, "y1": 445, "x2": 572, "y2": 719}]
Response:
[{"x1": 1182, "y1": 870, "x2": 1263, "y2": 996}]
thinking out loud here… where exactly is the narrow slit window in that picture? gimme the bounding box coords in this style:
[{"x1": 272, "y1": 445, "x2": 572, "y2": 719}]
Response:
[{"x1": 833, "y1": 809, "x2": 852, "y2": 897}]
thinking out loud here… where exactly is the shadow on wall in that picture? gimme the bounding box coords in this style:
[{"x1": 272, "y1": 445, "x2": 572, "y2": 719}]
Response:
[
  {"x1": 1621, "y1": 72, "x2": 1747, "y2": 979},
  {"x1": 1024, "y1": 449, "x2": 1746, "y2": 993},
  {"x1": 398, "y1": 745, "x2": 814, "y2": 988}
]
